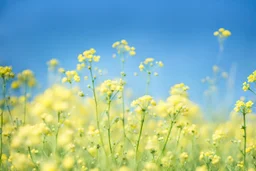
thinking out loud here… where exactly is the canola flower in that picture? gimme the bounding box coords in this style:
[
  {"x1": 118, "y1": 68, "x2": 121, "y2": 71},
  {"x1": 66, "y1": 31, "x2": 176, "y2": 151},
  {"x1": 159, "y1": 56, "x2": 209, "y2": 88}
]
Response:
[
  {"x1": 47, "y1": 58, "x2": 59, "y2": 71},
  {"x1": 213, "y1": 28, "x2": 232, "y2": 52},
  {"x1": 112, "y1": 39, "x2": 136, "y2": 149},
  {"x1": 138, "y1": 58, "x2": 163, "y2": 94},
  {"x1": 131, "y1": 95, "x2": 156, "y2": 162},
  {"x1": 234, "y1": 99, "x2": 254, "y2": 170},
  {"x1": 0, "y1": 66, "x2": 15, "y2": 168},
  {"x1": 99, "y1": 79, "x2": 124, "y2": 156},
  {"x1": 11, "y1": 69, "x2": 36, "y2": 125},
  {"x1": 1, "y1": 30, "x2": 256, "y2": 171},
  {"x1": 243, "y1": 70, "x2": 256, "y2": 95}
]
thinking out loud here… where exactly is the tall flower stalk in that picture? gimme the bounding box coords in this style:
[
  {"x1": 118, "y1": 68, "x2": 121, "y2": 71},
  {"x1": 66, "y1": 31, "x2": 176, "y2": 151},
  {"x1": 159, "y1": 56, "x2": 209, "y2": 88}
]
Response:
[
  {"x1": 11, "y1": 69, "x2": 36, "y2": 125},
  {"x1": 138, "y1": 58, "x2": 163, "y2": 95},
  {"x1": 99, "y1": 79, "x2": 124, "y2": 158},
  {"x1": 75, "y1": 48, "x2": 107, "y2": 156},
  {"x1": 112, "y1": 39, "x2": 136, "y2": 149},
  {"x1": 234, "y1": 100, "x2": 254, "y2": 170},
  {"x1": 0, "y1": 66, "x2": 14, "y2": 168},
  {"x1": 131, "y1": 95, "x2": 156, "y2": 164}
]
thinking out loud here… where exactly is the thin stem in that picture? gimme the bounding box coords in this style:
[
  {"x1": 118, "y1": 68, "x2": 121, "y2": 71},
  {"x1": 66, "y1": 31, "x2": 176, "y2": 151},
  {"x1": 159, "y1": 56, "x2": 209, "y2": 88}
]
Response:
[
  {"x1": 0, "y1": 78, "x2": 6, "y2": 168},
  {"x1": 55, "y1": 112, "x2": 61, "y2": 155},
  {"x1": 88, "y1": 63, "x2": 107, "y2": 156},
  {"x1": 28, "y1": 146, "x2": 38, "y2": 169},
  {"x1": 23, "y1": 83, "x2": 28, "y2": 125},
  {"x1": 121, "y1": 60, "x2": 126, "y2": 151},
  {"x1": 135, "y1": 110, "x2": 146, "y2": 162},
  {"x1": 107, "y1": 99, "x2": 113, "y2": 155},
  {"x1": 242, "y1": 112, "x2": 247, "y2": 171},
  {"x1": 6, "y1": 103, "x2": 13, "y2": 124},
  {"x1": 159, "y1": 120, "x2": 175, "y2": 159},
  {"x1": 176, "y1": 128, "x2": 182, "y2": 146},
  {"x1": 145, "y1": 72, "x2": 151, "y2": 95},
  {"x1": 249, "y1": 88, "x2": 256, "y2": 96}
]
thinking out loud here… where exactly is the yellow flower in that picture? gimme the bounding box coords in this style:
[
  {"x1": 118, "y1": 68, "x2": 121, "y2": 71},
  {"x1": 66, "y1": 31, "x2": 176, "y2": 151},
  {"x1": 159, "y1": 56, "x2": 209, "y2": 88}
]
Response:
[
  {"x1": 78, "y1": 54, "x2": 85, "y2": 62},
  {"x1": 144, "y1": 58, "x2": 154, "y2": 64},
  {"x1": 226, "y1": 156, "x2": 234, "y2": 164},
  {"x1": 74, "y1": 75, "x2": 80, "y2": 82},
  {"x1": 213, "y1": 31, "x2": 219, "y2": 36},
  {"x1": 78, "y1": 91, "x2": 85, "y2": 97},
  {"x1": 222, "y1": 30, "x2": 231, "y2": 37},
  {"x1": 63, "y1": 156, "x2": 75, "y2": 169},
  {"x1": 139, "y1": 63, "x2": 144, "y2": 71},
  {"x1": 246, "y1": 101, "x2": 254, "y2": 108},
  {"x1": 0, "y1": 66, "x2": 15, "y2": 80},
  {"x1": 234, "y1": 100, "x2": 253, "y2": 114},
  {"x1": 219, "y1": 28, "x2": 225, "y2": 32},
  {"x1": 129, "y1": 51, "x2": 136, "y2": 56},
  {"x1": 58, "y1": 68, "x2": 65, "y2": 73},
  {"x1": 93, "y1": 55, "x2": 100, "y2": 62},
  {"x1": 248, "y1": 74, "x2": 255, "y2": 83},
  {"x1": 180, "y1": 152, "x2": 189, "y2": 163},
  {"x1": 11, "y1": 81, "x2": 20, "y2": 89},
  {"x1": 112, "y1": 41, "x2": 120, "y2": 48},
  {"x1": 41, "y1": 161, "x2": 57, "y2": 171},
  {"x1": 62, "y1": 77, "x2": 68, "y2": 83},
  {"x1": 124, "y1": 45, "x2": 130, "y2": 51},
  {"x1": 242, "y1": 82, "x2": 250, "y2": 91},
  {"x1": 131, "y1": 95, "x2": 156, "y2": 110},
  {"x1": 211, "y1": 155, "x2": 220, "y2": 165},
  {"x1": 121, "y1": 39, "x2": 128, "y2": 45},
  {"x1": 158, "y1": 61, "x2": 164, "y2": 67},
  {"x1": 47, "y1": 58, "x2": 59, "y2": 69}
]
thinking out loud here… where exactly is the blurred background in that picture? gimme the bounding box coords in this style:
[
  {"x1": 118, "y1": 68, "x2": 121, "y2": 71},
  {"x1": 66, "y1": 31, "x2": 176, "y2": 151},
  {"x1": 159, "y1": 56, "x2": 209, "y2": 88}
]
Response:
[{"x1": 0, "y1": 0, "x2": 255, "y2": 118}]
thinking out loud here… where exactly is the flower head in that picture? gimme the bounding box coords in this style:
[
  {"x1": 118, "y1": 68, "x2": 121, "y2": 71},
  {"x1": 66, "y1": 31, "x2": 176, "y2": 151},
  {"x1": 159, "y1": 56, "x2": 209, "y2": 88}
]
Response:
[
  {"x1": 0, "y1": 66, "x2": 15, "y2": 80},
  {"x1": 234, "y1": 100, "x2": 253, "y2": 114}
]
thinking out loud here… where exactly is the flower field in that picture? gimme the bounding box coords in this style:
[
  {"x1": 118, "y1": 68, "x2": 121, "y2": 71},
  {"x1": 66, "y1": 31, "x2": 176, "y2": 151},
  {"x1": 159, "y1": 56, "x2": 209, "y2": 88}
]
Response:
[{"x1": 0, "y1": 28, "x2": 256, "y2": 171}]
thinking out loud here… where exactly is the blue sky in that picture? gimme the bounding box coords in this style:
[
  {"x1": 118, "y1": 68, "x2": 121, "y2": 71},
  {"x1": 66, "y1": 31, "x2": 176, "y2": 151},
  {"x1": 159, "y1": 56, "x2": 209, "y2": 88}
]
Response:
[{"x1": 0, "y1": 0, "x2": 256, "y2": 108}]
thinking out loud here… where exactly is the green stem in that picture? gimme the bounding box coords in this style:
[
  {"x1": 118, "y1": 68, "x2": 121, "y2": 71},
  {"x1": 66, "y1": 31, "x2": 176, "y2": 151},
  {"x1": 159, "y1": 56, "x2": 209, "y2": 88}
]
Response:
[
  {"x1": 28, "y1": 146, "x2": 38, "y2": 169},
  {"x1": 23, "y1": 83, "x2": 28, "y2": 125},
  {"x1": 176, "y1": 128, "x2": 182, "y2": 146},
  {"x1": 0, "y1": 78, "x2": 6, "y2": 168},
  {"x1": 146, "y1": 72, "x2": 151, "y2": 95},
  {"x1": 159, "y1": 120, "x2": 175, "y2": 159},
  {"x1": 89, "y1": 63, "x2": 107, "y2": 156},
  {"x1": 107, "y1": 99, "x2": 113, "y2": 155},
  {"x1": 242, "y1": 112, "x2": 247, "y2": 171},
  {"x1": 249, "y1": 88, "x2": 256, "y2": 96},
  {"x1": 135, "y1": 110, "x2": 146, "y2": 162},
  {"x1": 55, "y1": 112, "x2": 61, "y2": 155},
  {"x1": 6, "y1": 103, "x2": 14, "y2": 125},
  {"x1": 121, "y1": 60, "x2": 126, "y2": 151}
]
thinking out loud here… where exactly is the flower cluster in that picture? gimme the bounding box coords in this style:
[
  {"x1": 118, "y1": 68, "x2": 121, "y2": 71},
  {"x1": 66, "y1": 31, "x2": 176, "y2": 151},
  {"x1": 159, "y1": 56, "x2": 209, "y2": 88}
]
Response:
[
  {"x1": 243, "y1": 70, "x2": 256, "y2": 92},
  {"x1": 170, "y1": 83, "x2": 189, "y2": 97},
  {"x1": 0, "y1": 66, "x2": 15, "y2": 80},
  {"x1": 131, "y1": 95, "x2": 156, "y2": 111},
  {"x1": 200, "y1": 151, "x2": 221, "y2": 165},
  {"x1": 213, "y1": 28, "x2": 231, "y2": 38},
  {"x1": 234, "y1": 100, "x2": 254, "y2": 114},
  {"x1": 11, "y1": 70, "x2": 36, "y2": 89},
  {"x1": 112, "y1": 39, "x2": 136, "y2": 57},
  {"x1": 78, "y1": 48, "x2": 100, "y2": 64},
  {"x1": 99, "y1": 79, "x2": 124, "y2": 99},
  {"x1": 47, "y1": 58, "x2": 59, "y2": 70},
  {"x1": 62, "y1": 70, "x2": 80, "y2": 83},
  {"x1": 139, "y1": 58, "x2": 163, "y2": 74},
  {"x1": 11, "y1": 123, "x2": 50, "y2": 148}
]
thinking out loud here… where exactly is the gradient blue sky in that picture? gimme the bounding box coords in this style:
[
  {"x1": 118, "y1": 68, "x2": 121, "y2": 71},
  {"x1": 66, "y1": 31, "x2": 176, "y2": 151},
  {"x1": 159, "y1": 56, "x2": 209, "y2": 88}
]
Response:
[{"x1": 0, "y1": 0, "x2": 256, "y2": 106}]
